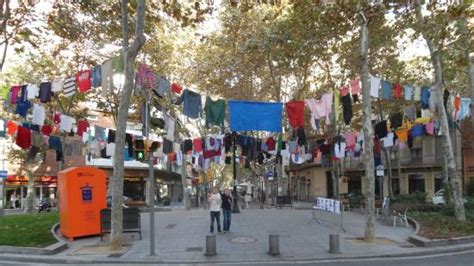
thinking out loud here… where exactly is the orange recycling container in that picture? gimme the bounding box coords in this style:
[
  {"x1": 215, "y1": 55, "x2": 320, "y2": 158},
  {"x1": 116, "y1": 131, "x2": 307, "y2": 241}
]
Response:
[{"x1": 58, "y1": 166, "x2": 107, "y2": 241}]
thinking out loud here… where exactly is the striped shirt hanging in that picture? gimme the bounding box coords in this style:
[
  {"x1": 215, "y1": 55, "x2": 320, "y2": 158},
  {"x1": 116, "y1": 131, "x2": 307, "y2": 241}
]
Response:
[{"x1": 63, "y1": 76, "x2": 76, "y2": 97}]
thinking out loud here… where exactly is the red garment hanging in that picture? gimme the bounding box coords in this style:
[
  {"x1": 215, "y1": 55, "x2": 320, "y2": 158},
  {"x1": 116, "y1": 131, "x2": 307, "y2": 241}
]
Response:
[
  {"x1": 16, "y1": 126, "x2": 31, "y2": 149},
  {"x1": 76, "y1": 120, "x2": 89, "y2": 137},
  {"x1": 76, "y1": 70, "x2": 92, "y2": 93},
  {"x1": 393, "y1": 83, "x2": 403, "y2": 99},
  {"x1": 285, "y1": 100, "x2": 305, "y2": 128}
]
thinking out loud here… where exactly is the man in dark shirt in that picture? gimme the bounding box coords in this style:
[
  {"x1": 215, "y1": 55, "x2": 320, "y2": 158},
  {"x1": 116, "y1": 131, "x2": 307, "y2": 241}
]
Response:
[{"x1": 221, "y1": 188, "x2": 233, "y2": 233}]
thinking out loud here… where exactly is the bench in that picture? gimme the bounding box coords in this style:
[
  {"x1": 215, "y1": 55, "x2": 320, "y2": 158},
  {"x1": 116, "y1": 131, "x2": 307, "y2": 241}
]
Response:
[
  {"x1": 100, "y1": 208, "x2": 142, "y2": 241},
  {"x1": 276, "y1": 196, "x2": 292, "y2": 208}
]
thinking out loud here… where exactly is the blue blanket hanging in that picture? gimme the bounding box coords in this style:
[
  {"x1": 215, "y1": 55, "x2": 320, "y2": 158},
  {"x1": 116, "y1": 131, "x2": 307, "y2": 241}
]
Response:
[{"x1": 229, "y1": 100, "x2": 283, "y2": 132}]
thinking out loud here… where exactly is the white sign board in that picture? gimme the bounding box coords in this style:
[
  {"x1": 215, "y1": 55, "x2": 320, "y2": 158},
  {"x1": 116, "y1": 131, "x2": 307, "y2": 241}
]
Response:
[{"x1": 313, "y1": 197, "x2": 341, "y2": 214}]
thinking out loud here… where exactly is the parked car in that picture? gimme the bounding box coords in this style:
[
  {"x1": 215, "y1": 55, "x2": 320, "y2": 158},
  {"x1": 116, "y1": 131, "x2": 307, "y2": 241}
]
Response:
[{"x1": 432, "y1": 189, "x2": 468, "y2": 205}]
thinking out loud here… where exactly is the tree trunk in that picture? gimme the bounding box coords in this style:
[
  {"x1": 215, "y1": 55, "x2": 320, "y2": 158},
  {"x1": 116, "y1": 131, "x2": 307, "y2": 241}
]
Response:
[
  {"x1": 24, "y1": 170, "x2": 35, "y2": 213},
  {"x1": 181, "y1": 153, "x2": 190, "y2": 210},
  {"x1": 359, "y1": 10, "x2": 376, "y2": 242},
  {"x1": 415, "y1": 0, "x2": 465, "y2": 221},
  {"x1": 111, "y1": 0, "x2": 146, "y2": 251}
]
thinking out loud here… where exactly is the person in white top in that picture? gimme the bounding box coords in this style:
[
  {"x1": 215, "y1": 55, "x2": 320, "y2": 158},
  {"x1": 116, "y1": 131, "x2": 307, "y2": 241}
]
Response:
[{"x1": 208, "y1": 187, "x2": 222, "y2": 234}]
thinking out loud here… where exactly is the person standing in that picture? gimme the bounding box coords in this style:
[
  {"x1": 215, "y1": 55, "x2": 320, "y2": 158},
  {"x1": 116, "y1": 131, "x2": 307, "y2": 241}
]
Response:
[
  {"x1": 221, "y1": 188, "x2": 233, "y2": 233},
  {"x1": 208, "y1": 187, "x2": 222, "y2": 234},
  {"x1": 244, "y1": 193, "x2": 252, "y2": 209}
]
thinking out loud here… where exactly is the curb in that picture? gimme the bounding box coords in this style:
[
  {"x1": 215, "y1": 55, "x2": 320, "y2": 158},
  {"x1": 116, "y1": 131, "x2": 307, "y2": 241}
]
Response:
[
  {"x1": 0, "y1": 223, "x2": 68, "y2": 255},
  {"x1": 1, "y1": 242, "x2": 474, "y2": 264},
  {"x1": 407, "y1": 216, "x2": 474, "y2": 247}
]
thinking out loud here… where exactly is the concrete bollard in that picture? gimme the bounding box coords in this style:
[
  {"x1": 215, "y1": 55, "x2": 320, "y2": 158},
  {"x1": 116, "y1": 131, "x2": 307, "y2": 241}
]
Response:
[
  {"x1": 268, "y1": 234, "x2": 280, "y2": 256},
  {"x1": 205, "y1": 235, "x2": 217, "y2": 256},
  {"x1": 329, "y1": 234, "x2": 341, "y2": 254}
]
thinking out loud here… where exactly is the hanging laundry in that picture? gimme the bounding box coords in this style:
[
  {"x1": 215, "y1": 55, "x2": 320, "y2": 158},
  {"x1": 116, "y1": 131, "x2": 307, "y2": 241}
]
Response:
[
  {"x1": 395, "y1": 127, "x2": 408, "y2": 142},
  {"x1": 136, "y1": 64, "x2": 156, "y2": 90},
  {"x1": 59, "y1": 114, "x2": 74, "y2": 133},
  {"x1": 340, "y1": 94, "x2": 352, "y2": 125},
  {"x1": 414, "y1": 117, "x2": 430, "y2": 124},
  {"x1": 154, "y1": 76, "x2": 170, "y2": 98},
  {"x1": 404, "y1": 85, "x2": 413, "y2": 101},
  {"x1": 420, "y1": 86, "x2": 430, "y2": 109},
  {"x1": 205, "y1": 96, "x2": 226, "y2": 129},
  {"x1": 350, "y1": 78, "x2": 361, "y2": 95},
  {"x1": 321, "y1": 93, "x2": 333, "y2": 124},
  {"x1": 381, "y1": 132, "x2": 395, "y2": 148},
  {"x1": 51, "y1": 78, "x2": 64, "y2": 93},
  {"x1": 305, "y1": 98, "x2": 324, "y2": 130},
  {"x1": 10, "y1": 85, "x2": 21, "y2": 104},
  {"x1": 425, "y1": 121, "x2": 435, "y2": 135},
  {"x1": 285, "y1": 100, "x2": 305, "y2": 128},
  {"x1": 404, "y1": 104, "x2": 416, "y2": 121},
  {"x1": 91, "y1": 65, "x2": 102, "y2": 88},
  {"x1": 48, "y1": 135, "x2": 62, "y2": 152},
  {"x1": 443, "y1": 89, "x2": 450, "y2": 108},
  {"x1": 164, "y1": 113, "x2": 175, "y2": 142},
  {"x1": 393, "y1": 83, "x2": 403, "y2": 99},
  {"x1": 296, "y1": 127, "x2": 306, "y2": 146},
  {"x1": 334, "y1": 141, "x2": 346, "y2": 159},
  {"x1": 171, "y1": 83, "x2": 183, "y2": 94},
  {"x1": 410, "y1": 124, "x2": 425, "y2": 137},
  {"x1": 374, "y1": 120, "x2": 388, "y2": 139},
  {"x1": 390, "y1": 113, "x2": 403, "y2": 129},
  {"x1": 453, "y1": 94, "x2": 461, "y2": 120},
  {"x1": 15, "y1": 100, "x2": 31, "y2": 117},
  {"x1": 413, "y1": 86, "x2": 421, "y2": 101},
  {"x1": 175, "y1": 89, "x2": 202, "y2": 119},
  {"x1": 18, "y1": 85, "x2": 27, "y2": 102},
  {"x1": 101, "y1": 59, "x2": 113, "y2": 98},
  {"x1": 26, "y1": 84, "x2": 39, "y2": 100},
  {"x1": 339, "y1": 85, "x2": 349, "y2": 96},
  {"x1": 63, "y1": 76, "x2": 76, "y2": 97},
  {"x1": 52, "y1": 111, "x2": 61, "y2": 124},
  {"x1": 229, "y1": 100, "x2": 283, "y2": 132},
  {"x1": 32, "y1": 104, "x2": 45, "y2": 126},
  {"x1": 381, "y1": 80, "x2": 393, "y2": 100},
  {"x1": 112, "y1": 55, "x2": 124, "y2": 73},
  {"x1": 16, "y1": 126, "x2": 31, "y2": 149},
  {"x1": 39, "y1": 82, "x2": 52, "y2": 103},
  {"x1": 203, "y1": 136, "x2": 222, "y2": 159},
  {"x1": 373, "y1": 137, "x2": 381, "y2": 156},
  {"x1": 76, "y1": 120, "x2": 89, "y2": 137},
  {"x1": 30, "y1": 124, "x2": 40, "y2": 132},
  {"x1": 334, "y1": 89, "x2": 340, "y2": 123},
  {"x1": 459, "y1": 98, "x2": 471, "y2": 120},
  {"x1": 6, "y1": 121, "x2": 18, "y2": 136},
  {"x1": 193, "y1": 138, "x2": 203, "y2": 152},
  {"x1": 41, "y1": 125, "x2": 52, "y2": 136},
  {"x1": 31, "y1": 131, "x2": 45, "y2": 147},
  {"x1": 0, "y1": 119, "x2": 5, "y2": 137},
  {"x1": 370, "y1": 76, "x2": 381, "y2": 98},
  {"x1": 266, "y1": 136, "x2": 276, "y2": 151},
  {"x1": 344, "y1": 132, "x2": 357, "y2": 149},
  {"x1": 76, "y1": 70, "x2": 92, "y2": 93}
]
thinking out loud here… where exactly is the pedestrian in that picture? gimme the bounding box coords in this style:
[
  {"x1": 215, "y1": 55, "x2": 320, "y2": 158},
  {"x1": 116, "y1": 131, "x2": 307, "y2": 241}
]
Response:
[
  {"x1": 208, "y1": 187, "x2": 222, "y2": 234},
  {"x1": 221, "y1": 188, "x2": 233, "y2": 233},
  {"x1": 244, "y1": 193, "x2": 252, "y2": 209}
]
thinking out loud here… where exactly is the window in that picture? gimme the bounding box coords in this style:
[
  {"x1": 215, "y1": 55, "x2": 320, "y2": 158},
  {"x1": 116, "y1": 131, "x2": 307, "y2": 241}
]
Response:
[
  {"x1": 391, "y1": 178, "x2": 400, "y2": 195},
  {"x1": 87, "y1": 114, "x2": 99, "y2": 121},
  {"x1": 408, "y1": 174, "x2": 425, "y2": 194},
  {"x1": 434, "y1": 173, "x2": 444, "y2": 192}
]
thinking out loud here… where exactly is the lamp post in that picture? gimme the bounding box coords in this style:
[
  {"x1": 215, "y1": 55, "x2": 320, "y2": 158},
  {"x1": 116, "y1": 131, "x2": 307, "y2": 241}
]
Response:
[{"x1": 232, "y1": 132, "x2": 240, "y2": 213}]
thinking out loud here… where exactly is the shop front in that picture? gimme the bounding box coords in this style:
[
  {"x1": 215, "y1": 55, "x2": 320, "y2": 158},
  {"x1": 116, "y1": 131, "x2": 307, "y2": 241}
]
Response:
[{"x1": 2, "y1": 175, "x2": 57, "y2": 209}]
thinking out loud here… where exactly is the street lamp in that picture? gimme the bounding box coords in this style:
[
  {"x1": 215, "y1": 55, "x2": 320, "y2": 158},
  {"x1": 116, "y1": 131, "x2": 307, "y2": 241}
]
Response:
[{"x1": 232, "y1": 132, "x2": 240, "y2": 213}]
